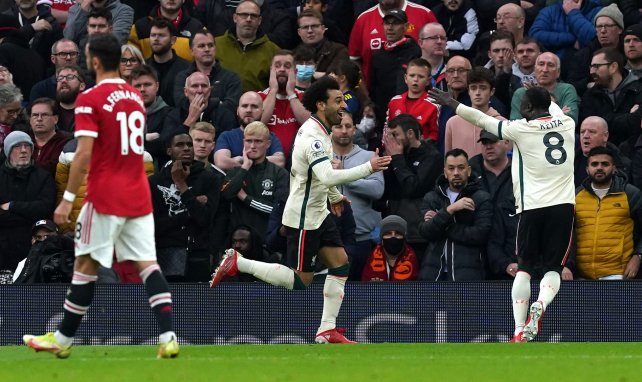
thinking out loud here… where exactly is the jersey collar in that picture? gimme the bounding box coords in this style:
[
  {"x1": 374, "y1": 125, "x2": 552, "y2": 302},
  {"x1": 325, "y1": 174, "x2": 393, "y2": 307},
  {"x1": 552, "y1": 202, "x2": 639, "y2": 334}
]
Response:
[{"x1": 311, "y1": 114, "x2": 331, "y2": 136}]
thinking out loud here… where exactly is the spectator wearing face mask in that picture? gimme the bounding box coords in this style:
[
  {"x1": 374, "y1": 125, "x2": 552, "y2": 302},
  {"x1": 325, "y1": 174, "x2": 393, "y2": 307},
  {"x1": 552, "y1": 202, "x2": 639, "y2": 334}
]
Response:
[{"x1": 361, "y1": 215, "x2": 419, "y2": 281}]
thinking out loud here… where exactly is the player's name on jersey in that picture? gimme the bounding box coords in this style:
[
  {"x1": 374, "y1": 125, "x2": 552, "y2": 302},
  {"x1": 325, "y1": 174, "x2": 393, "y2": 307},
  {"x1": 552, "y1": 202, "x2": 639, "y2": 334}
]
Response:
[
  {"x1": 103, "y1": 90, "x2": 144, "y2": 112},
  {"x1": 539, "y1": 119, "x2": 563, "y2": 131}
]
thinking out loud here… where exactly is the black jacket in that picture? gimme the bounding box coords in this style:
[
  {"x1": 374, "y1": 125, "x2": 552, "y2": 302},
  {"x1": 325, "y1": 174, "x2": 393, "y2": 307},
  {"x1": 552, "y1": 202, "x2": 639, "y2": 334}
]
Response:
[
  {"x1": 380, "y1": 142, "x2": 442, "y2": 244},
  {"x1": 486, "y1": 194, "x2": 519, "y2": 279},
  {"x1": 172, "y1": 61, "x2": 243, "y2": 112},
  {"x1": 369, "y1": 37, "x2": 421, "y2": 122},
  {"x1": 574, "y1": 142, "x2": 631, "y2": 187},
  {"x1": 149, "y1": 160, "x2": 220, "y2": 251},
  {"x1": 418, "y1": 176, "x2": 493, "y2": 281},
  {"x1": 163, "y1": 95, "x2": 237, "y2": 143},
  {"x1": 13, "y1": 234, "x2": 74, "y2": 284},
  {"x1": 579, "y1": 72, "x2": 642, "y2": 146},
  {"x1": 0, "y1": 161, "x2": 56, "y2": 271},
  {"x1": 468, "y1": 154, "x2": 513, "y2": 204},
  {"x1": 144, "y1": 96, "x2": 174, "y2": 168},
  {"x1": 221, "y1": 160, "x2": 289, "y2": 240},
  {"x1": 0, "y1": 33, "x2": 44, "y2": 99},
  {"x1": 432, "y1": 0, "x2": 477, "y2": 59},
  {"x1": 568, "y1": 39, "x2": 603, "y2": 97},
  {"x1": 147, "y1": 52, "x2": 191, "y2": 108}
]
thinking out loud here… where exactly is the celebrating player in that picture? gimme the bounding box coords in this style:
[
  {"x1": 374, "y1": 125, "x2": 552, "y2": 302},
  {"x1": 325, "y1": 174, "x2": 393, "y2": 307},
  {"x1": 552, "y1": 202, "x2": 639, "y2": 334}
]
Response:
[
  {"x1": 23, "y1": 33, "x2": 179, "y2": 359},
  {"x1": 210, "y1": 76, "x2": 392, "y2": 344},
  {"x1": 428, "y1": 86, "x2": 575, "y2": 343}
]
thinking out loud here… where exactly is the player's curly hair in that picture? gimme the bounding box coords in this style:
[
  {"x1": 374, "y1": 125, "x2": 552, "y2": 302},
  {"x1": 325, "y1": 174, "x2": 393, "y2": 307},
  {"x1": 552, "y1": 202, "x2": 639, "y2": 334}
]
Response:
[{"x1": 301, "y1": 76, "x2": 340, "y2": 114}]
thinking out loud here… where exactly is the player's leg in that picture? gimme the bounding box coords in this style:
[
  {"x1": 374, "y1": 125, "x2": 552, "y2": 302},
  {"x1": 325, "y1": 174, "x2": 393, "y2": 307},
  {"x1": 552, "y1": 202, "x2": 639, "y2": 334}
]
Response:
[
  {"x1": 210, "y1": 226, "x2": 311, "y2": 290},
  {"x1": 116, "y1": 213, "x2": 178, "y2": 358},
  {"x1": 24, "y1": 203, "x2": 113, "y2": 357},
  {"x1": 511, "y1": 212, "x2": 536, "y2": 342},
  {"x1": 535, "y1": 204, "x2": 574, "y2": 310}
]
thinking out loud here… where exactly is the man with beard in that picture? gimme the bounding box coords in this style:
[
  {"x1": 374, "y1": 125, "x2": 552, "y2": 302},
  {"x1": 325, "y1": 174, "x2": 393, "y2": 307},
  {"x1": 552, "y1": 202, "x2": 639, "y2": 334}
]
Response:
[
  {"x1": 128, "y1": 0, "x2": 203, "y2": 62},
  {"x1": 163, "y1": 71, "x2": 237, "y2": 143},
  {"x1": 380, "y1": 113, "x2": 442, "y2": 257},
  {"x1": 580, "y1": 47, "x2": 642, "y2": 147},
  {"x1": 418, "y1": 148, "x2": 493, "y2": 281},
  {"x1": 221, "y1": 121, "x2": 289, "y2": 241},
  {"x1": 624, "y1": 25, "x2": 642, "y2": 77},
  {"x1": 575, "y1": 146, "x2": 642, "y2": 280},
  {"x1": 173, "y1": 29, "x2": 242, "y2": 111},
  {"x1": 259, "y1": 50, "x2": 310, "y2": 159},
  {"x1": 214, "y1": 91, "x2": 285, "y2": 170},
  {"x1": 215, "y1": 0, "x2": 280, "y2": 92},
  {"x1": 131, "y1": 64, "x2": 174, "y2": 168},
  {"x1": 55, "y1": 64, "x2": 86, "y2": 134},
  {"x1": 149, "y1": 131, "x2": 220, "y2": 282},
  {"x1": 145, "y1": 18, "x2": 190, "y2": 108},
  {"x1": 29, "y1": 38, "x2": 81, "y2": 104},
  {"x1": 211, "y1": 77, "x2": 392, "y2": 344}
]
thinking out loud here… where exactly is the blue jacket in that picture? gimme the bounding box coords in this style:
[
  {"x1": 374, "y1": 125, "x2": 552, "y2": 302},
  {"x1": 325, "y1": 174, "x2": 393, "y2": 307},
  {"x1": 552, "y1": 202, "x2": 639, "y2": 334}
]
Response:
[{"x1": 529, "y1": 0, "x2": 602, "y2": 58}]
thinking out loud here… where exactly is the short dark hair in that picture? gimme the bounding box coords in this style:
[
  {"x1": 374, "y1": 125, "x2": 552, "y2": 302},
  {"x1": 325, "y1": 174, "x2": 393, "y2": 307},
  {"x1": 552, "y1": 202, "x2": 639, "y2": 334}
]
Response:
[
  {"x1": 523, "y1": 86, "x2": 551, "y2": 111},
  {"x1": 30, "y1": 97, "x2": 57, "y2": 115},
  {"x1": 593, "y1": 47, "x2": 624, "y2": 70},
  {"x1": 293, "y1": 44, "x2": 315, "y2": 63},
  {"x1": 86, "y1": 33, "x2": 121, "y2": 72},
  {"x1": 516, "y1": 37, "x2": 543, "y2": 52},
  {"x1": 189, "y1": 28, "x2": 214, "y2": 48},
  {"x1": 326, "y1": 59, "x2": 360, "y2": 89},
  {"x1": 489, "y1": 30, "x2": 515, "y2": 48},
  {"x1": 164, "y1": 129, "x2": 191, "y2": 149},
  {"x1": 301, "y1": 76, "x2": 340, "y2": 113},
  {"x1": 298, "y1": 9, "x2": 324, "y2": 24},
  {"x1": 130, "y1": 64, "x2": 159, "y2": 83},
  {"x1": 150, "y1": 17, "x2": 178, "y2": 36},
  {"x1": 587, "y1": 146, "x2": 615, "y2": 162},
  {"x1": 56, "y1": 64, "x2": 85, "y2": 83},
  {"x1": 388, "y1": 113, "x2": 420, "y2": 138},
  {"x1": 406, "y1": 57, "x2": 431, "y2": 74},
  {"x1": 444, "y1": 148, "x2": 469, "y2": 162},
  {"x1": 467, "y1": 67, "x2": 495, "y2": 89},
  {"x1": 88, "y1": 8, "x2": 112, "y2": 25}
]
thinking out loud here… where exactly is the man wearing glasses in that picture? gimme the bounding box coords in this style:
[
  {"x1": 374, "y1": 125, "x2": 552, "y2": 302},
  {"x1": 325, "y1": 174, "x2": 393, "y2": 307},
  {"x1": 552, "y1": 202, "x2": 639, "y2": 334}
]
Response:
[
  {"x1": 30, "y1": 38, "x2": 81, "y2": 104},
  {"x1": 215, "y1": 0, "x2": 280, "y2": 92},
  {"x1": 295, "y1": 9, "x2": 348, "y2": 78},
  {"x1": 28, "y1": 97, "x2": 71, "y2": 174},
  {"x1": 419, "y1": 22, "x2": 448, "y2": 89},
  {"x1": 55, "y1": 65, "x2": 86, "y2": 133}
]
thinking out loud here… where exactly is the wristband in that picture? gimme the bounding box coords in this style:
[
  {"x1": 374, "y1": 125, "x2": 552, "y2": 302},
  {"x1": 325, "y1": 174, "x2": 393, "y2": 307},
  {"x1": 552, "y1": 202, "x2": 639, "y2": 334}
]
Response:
[
  {"x1": 63, "y1": 190, "x2": 76, "y2": 203},
  {"x1": 287, "y1": 93, "x2": 297, "y2": 101}
]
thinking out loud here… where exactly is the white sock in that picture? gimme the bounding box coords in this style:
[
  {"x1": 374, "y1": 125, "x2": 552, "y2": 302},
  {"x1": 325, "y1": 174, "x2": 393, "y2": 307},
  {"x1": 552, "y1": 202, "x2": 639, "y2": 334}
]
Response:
[
  {"x1": 537, "y1": 271, "x2": 561, "y2": 311},
  {"x1": 237, "y1": 256, "x2": 294, "y2": 289},
  {"x1": 511, "y1": 271, "x2": 531, "y2": 335},
  {"x1": 54, "y1": 331, "x2": 73, "y2": 348},
  {"x1": 159, "y1": 331, "x2": 176, "y2": 344},
  {"x1": 317, "y1": 275, "x2": 347, "y2": 334}
]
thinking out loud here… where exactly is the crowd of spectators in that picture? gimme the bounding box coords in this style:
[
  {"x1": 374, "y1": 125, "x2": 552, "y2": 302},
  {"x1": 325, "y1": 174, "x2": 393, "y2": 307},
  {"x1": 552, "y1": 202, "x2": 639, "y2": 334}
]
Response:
[{"x1": 1, "y1": 0, "x2": 642, "y2": 283}]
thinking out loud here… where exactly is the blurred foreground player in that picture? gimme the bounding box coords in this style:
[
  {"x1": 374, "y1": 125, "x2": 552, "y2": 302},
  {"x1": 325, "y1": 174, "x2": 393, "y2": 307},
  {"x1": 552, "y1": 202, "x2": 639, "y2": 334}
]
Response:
[
  {"x1": 429, "y1": 86, "x2": 575, "y2": 343},
  {"x1": 210, "y1": 77, "x2": 392, "y2": 343},
  {"x1": 23, "y1": 33, "x2": 178, "y2": 359}
]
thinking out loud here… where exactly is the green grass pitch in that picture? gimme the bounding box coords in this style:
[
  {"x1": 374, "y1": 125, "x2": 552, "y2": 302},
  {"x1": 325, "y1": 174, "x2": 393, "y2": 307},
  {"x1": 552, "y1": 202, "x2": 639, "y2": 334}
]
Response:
[{"x1": 1, "y1": 343, "x2": 640, "y2": 382}]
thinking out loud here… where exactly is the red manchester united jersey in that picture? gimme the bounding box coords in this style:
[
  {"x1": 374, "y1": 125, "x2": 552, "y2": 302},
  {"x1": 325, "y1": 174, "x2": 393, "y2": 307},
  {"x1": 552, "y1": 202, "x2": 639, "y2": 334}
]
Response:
[
  {"x1": 348, "y1": 2, "x2": 436, "y2": 87},
  {"x1": 74, "y1": 78, "x2": 152, "y2": 217},
  {"x1": 258, "y1": 89, "x2": 303, "y2": 159},
  {"x1": 387, "y1": 91, "x2": 439, "y2": 141}
]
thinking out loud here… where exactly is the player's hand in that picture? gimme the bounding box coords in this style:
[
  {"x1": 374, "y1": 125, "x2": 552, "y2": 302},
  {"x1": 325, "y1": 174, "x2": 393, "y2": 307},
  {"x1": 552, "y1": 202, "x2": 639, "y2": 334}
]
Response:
[
  {"x1": 561, "y1": 267, "x2": 574, "y2": 280},
  {"x1": 383, "y1": 134, "x2": 403, "y2": 156},
  {"x1": 447, "y1": 197, "x2": 475, "y2": 214},
  {"x1": 624, "y1": 255, "x2": 640, "y2": 279},
  {"x1": 268, "y1": 65, "x2": 278, "y2": 91},
  {"x1": 171, "y1": 159, "x2": 190, "y2": 186},
  {"x1": 54, "y1": 200, "x2": 73, "y2": 225},
  {"x1": 241, "y1": 148, "x2": 253, "y2": 170},
  {"x1": 506, "y1": 263, "x2": 518, "y2": 277},
  {"x1": 424, "y1": 210, "x2": 437, "y2": 221},
  {"x1": 370, "y1": 148, "x2": 392, "y2": 171},
  {"x1": 330, "y1": 196, "x2": 350, "y2": 217}
]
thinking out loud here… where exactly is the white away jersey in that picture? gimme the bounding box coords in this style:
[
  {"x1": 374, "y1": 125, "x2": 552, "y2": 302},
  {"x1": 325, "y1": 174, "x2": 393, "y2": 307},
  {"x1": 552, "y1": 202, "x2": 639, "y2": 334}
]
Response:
[
  {"x1": 282, "y1": 115, "x2": 373, "y2": 230},
  {"x1": 456, "y1": 102, "x2": 575, "y2": 213}
]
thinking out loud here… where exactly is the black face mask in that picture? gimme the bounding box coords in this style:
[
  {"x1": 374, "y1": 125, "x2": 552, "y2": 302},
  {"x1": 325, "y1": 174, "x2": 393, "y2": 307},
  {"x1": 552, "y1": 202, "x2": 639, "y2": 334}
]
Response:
[{"x1": 382, "y1": 237, "x2": 404, "y2": 255}]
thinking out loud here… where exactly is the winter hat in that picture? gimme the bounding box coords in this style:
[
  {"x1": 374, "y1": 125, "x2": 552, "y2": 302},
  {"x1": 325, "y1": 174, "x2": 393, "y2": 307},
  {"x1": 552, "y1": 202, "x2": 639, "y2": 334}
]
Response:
[
  {"x1": 624, "y1": 24, "x2": 642, "y2": 41},
  {"x1": 380, "y1": 215, "x2": 407, "y2": 238},
  {"x1": 4, "y1": 131, "x2": 33, "y2": 157},
  {"x1": 594, "y1": 4, "x2": 624, "y2": 30}
]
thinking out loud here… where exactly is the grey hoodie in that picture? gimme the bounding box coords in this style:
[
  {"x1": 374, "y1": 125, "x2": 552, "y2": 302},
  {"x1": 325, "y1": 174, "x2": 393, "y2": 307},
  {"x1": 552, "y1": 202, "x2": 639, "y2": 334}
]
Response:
[
  {"x1": 64, "y1": 0, "x2": 134, "y2": 44},
  {"x1": 333, "y1": 145, "x2": 384, "y2": 241}
]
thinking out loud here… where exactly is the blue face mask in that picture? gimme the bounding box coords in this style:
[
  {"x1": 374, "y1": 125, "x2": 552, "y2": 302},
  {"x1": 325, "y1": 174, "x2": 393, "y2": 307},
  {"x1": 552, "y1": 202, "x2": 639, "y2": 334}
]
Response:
[{"x1": 296, "y1": 64, "x2": 315, "y2": 81}]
